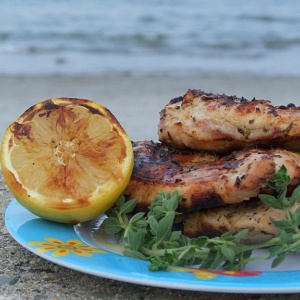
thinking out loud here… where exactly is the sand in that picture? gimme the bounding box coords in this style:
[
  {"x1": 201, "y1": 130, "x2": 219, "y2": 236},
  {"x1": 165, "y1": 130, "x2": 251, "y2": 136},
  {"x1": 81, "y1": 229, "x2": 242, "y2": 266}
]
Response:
[
  {"x1": 1, "y1": 74, "x2": 300, "y2": 299},
  {"x1": 1, "y1": 74, "x2": 300, "y2": 142}
]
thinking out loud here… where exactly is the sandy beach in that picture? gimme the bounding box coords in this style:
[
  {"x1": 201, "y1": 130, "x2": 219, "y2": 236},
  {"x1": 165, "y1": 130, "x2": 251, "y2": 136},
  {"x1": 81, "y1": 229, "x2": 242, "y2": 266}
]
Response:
[
  {"x1": 1, "y1": 74, "x2": 300, "y2": 299},
  {"x1": 1, "y1": 74, "x2": 300, "y2": 142}
]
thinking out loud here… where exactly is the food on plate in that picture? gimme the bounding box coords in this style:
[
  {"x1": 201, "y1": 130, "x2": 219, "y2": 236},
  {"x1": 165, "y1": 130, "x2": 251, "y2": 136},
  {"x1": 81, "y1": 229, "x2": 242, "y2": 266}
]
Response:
[
  {"x1": 124, "y1": 141, "x2": 300, "y2": 211},
  {"x1": 2, "y1": 88, "x2": 300, "y2": 271},
  {"x1": 124, "y1": 88, "x2": 300, "y2": 242},
  {"x1": 158, "y1": 89, "x2": 300, "y2": 153},
  {"x1": 106, "y1": 167, "x2": 300, "y2": 271},
  {"x1": 183, "y1": 198, "x2": 300, "y2": 239},
  {"x1": 1, "y1": 98, "x2": 133, "y2": 224}
]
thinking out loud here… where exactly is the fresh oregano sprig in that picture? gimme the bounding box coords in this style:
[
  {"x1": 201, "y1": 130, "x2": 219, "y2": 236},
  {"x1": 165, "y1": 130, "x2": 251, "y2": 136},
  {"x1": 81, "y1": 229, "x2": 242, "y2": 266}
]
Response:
[{"x1": 103, "y1": 165, "x2": 300, "y2": 271}]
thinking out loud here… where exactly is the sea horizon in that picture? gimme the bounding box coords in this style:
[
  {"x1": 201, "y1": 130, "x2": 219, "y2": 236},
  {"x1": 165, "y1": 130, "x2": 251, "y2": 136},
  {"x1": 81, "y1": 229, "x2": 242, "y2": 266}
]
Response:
[{"x1": 1, "y1": 0, "x2": 300, "y2": 77}]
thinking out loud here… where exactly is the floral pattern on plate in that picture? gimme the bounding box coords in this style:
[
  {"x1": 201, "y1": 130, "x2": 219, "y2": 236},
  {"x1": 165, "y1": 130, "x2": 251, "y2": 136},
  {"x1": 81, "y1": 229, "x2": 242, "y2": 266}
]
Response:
[{"x1": 28, "y1": 237, "x2": 107, "y2": 257}]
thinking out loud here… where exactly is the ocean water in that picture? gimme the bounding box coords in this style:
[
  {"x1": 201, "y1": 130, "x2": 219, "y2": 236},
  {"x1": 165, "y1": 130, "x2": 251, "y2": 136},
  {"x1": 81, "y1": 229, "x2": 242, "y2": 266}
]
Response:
[{"x1": 1, "y1": 0, "x2": 300, "y2": 76}]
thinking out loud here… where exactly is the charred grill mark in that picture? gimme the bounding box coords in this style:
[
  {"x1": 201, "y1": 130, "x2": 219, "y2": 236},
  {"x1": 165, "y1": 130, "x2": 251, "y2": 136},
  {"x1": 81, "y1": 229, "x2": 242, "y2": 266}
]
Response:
[
  {"x1": 222, "y1": 151, "x2": 250, "y2": 169},
  {"x1": 235, "y1": 176, "x2": 241, "y2": 187},
  {"x1": 126, "y1": 141, "x2": 300, "y2": 214},
  {"x1": 167, "y1": 131, "x2": 173, "y2": 141},
  {"x1": 226, "y1": 95, "x2": 236, "y2": 102},
  {"x1": 12, "y1": 123, "x2": 33, "y2": 140},
  {"x1": 39, "y1": 111, "x2": 51, "y2": 118},
  {"x1": 283, "y1": 122, "x2": 293, "y2": 135},
  {"x1": 8, "y1": 137, "x2": 14, "y2": 150},
  {"x1": 45, "y1": 102, "x2": 60, "y2": 110},
  {"x1": 131, "y1": 141, "x2": 218, "y2": 183},
  {"x1": 219, "y1": 95, "x2": 244, "y2": 105},
  {"x1": 132, "y1": 142, "x2": 186, "y2": 182},
  {"x1": 187, "y1": 92, "x2": 251, "y2": 107},
  {"x1": 45, "y1": 98, "x2": 107, "y2": 118},
  {"x1": 183, "y1": 90, "x2": 207, "y2": 104},
  {"x1": 188, "y1": 190, "x2": 224, "y2": 211},
  {"x1": 160, "y1": 89, "x2": 300, "y2": 153},
  {"x1": 39, "y1": 101, "x2": 59, "y2": 118},
  {"x1": 193, "y1": 90, "x2": 208, "y2": 98},
  {"x1": 267, "y1": 106, "x2": 279, "y2": 117},
  {"x1": 81, "y1": 103, "x2": 104, "y2": 115},
  {"x1": 169, "y1": 96, "x2": 183, "y2": 104}
]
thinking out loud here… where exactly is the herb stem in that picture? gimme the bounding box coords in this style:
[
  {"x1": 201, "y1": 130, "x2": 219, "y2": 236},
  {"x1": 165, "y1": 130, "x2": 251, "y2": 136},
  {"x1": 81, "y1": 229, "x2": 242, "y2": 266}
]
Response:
[
  {"x1": 103, "y1": 166, "x2": 300, "y2": 271},
  {"x1": 138, "y1": 245, "x2": 210, "y2": 259}
]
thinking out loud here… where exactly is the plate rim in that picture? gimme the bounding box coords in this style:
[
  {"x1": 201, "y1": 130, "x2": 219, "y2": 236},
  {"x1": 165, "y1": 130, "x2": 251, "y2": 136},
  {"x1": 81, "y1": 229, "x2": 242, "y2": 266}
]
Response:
[{"x1": 5, "y1": 199, "x2": 300, "y2": 294}]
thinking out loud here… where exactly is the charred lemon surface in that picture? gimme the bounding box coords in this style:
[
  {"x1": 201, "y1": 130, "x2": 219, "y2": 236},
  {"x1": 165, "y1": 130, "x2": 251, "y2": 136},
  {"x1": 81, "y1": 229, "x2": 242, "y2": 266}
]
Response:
[{"x1": 1, "y1": 98, "x2": 133, "y2": 224}]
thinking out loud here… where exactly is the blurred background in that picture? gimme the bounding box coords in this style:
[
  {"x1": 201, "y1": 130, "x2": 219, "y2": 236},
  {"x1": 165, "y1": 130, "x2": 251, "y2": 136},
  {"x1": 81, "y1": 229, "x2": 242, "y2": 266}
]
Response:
[
  {"x1": 1, "y1": 0, "x2": 300, "y2": 76},
  {"x1": 1, "y1": 0, "x2": 300, "y2": 141}
]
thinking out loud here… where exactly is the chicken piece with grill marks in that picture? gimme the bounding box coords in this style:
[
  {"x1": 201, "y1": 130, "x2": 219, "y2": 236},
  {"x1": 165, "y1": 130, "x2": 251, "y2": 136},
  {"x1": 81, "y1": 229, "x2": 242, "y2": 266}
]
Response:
[
  {"x1": 123, "y1": 141, "x2": 300, "y2": 212},
  {"x1": 158, "y1": 89, "x2": 300, "y2": 153},
  {"x1": 183, "y1": 198, "x2": 300, "y2": 240}
]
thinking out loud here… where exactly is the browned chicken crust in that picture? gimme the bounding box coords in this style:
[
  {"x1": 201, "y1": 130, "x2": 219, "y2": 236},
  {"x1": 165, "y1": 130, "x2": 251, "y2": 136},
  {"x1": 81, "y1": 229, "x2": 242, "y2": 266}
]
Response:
[
  {"x1": 123, "y1": 141, "x2": 300, "y2": 212},
  {"x1": 158, "y1": 89, "x2": 300, "y2": 153},
  {"x1": 183, "y1": 199, "x2": 300, "y2": 239}
]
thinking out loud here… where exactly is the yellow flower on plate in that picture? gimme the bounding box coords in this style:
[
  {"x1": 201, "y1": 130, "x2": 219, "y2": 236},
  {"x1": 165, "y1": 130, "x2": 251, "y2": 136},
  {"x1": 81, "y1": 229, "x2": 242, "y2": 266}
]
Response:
[
  {"x1": 170, "y1": 267, "x2": 217, "y2": 280},
  {"x1": 28, "y1": 237, "x2": 107, "y2": 257}
]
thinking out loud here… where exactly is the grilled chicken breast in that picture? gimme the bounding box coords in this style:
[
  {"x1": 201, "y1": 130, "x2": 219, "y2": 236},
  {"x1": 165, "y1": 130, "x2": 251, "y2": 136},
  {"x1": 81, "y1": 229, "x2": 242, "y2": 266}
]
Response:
[
  {"x1": 183, "y1": 199, "x2": 300, "y2": 239},
  {"x1": 158, "y1": 89, "x2": 300, "y2": 153},
  {"x1": 124, "y1": 141, "x2": 300, "y2": 212}
]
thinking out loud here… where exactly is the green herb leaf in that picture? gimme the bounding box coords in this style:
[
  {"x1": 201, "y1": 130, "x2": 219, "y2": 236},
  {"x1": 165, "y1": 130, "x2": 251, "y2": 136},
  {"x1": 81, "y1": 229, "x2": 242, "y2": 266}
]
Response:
[
  {"x1": 221, "y1": 245, "x2": 235, "y2": 263},
  {"x1": 234, "y1": 228, "x2": 249, "y2": 241},
  {"x1": 103, "y1": 164, "x2": 300, "y2": 272},
  {"x1": 291, "y1": 207, "x2": 300, "y2": 226},
  {"x1": 148, "y1": 215, "x2": 159, "y2": 235},
  {"x1": 210, "y1": 248, "x2": 224, "y2": 269},
  {"x1": 259, "y1": 194, "x2": 283, "y2": 209},
  {"x1": 267, "y1": 165, "x2": 290, "y2": 191},
  {"x1": 120, "y1": 198, "x2": 137, "y2": 214},
  {"x1": 155, "y1": 212, "x2": 175, "y2": 245},
  {"x1": 290, "y1": 185, "x2": 300, "y2": 207},
  {"x1": 178, "y1": 246, "x2": 196, "y2": 261},
  {"x1": 268, "y1": 245, "x2": 285, "y2": 258},
  {"x1": 115, "y1": 194, "x2": 126, "y2": 207},
  {"x1": 149, "y1": 252, "x2": 176, "y2": 271},
  {"x1": 270, "y1": 218, "x2": 293, "y2": 230},
  {"x1": 165, "y1": 191, "x2": 181, "y2": 211},
  {"x1": 129, "y1": 211, "x2": 145, "y2": 224},
  {"x1": 169, "y1": 230, "x2": 182, "y2": 242},
  {"x1": 190, "y1": 236, "x2": 208, "y2": 248},
  {"x1": 123, "y1": 249, "x2": 148, "y2": 261},
  {"x1": 102, "y1": 217, "x2": 123, "y2": 234},
  {"x1": 271, "y1": 252, "x2": 287, "y2": 268}
]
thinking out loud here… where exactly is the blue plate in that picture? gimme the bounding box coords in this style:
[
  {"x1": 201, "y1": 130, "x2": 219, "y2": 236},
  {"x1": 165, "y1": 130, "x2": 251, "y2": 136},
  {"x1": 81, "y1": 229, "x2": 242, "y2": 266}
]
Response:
[{"x1": 5, "y1": 199, "x2": 300, "y2": 294}]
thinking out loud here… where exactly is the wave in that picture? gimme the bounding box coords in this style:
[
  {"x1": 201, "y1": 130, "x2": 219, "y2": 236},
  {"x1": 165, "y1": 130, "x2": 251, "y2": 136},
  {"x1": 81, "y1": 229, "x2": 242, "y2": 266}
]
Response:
[{"x1": 1, "y1": 0, "x2": 300, "y2": 76}]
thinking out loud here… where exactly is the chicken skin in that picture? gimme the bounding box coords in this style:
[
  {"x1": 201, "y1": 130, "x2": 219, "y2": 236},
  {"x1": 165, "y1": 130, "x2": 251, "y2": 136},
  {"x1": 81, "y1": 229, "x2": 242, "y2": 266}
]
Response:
[
  {"x1": 158, "y1": 89, "x2": 300, "y2": 153},
  {"x1": 183, "y1": 199, "x2": 300, "y2": 239},
  {"x1": 123, "y1": 141, "x2": 300, "y2": 212}
]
